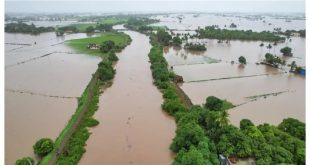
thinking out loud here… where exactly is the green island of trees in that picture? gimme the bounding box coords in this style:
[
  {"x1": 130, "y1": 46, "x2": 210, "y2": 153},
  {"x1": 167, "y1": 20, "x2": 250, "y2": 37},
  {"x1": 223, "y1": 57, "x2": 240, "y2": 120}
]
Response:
[
  {"x1": 184, "y1": 43, "x2": 207, "y2": 51},
  {"x1": 195, "y1": 26, "x2": 285, "y2": 42},
  {"x1": 5, "y1": 22, "x2": 55, "y2": 34},
  {"x1": 264, "y1": 53, "x2": 285, "y2": 68},
  {"x1": 280, "y1": 46, "x2": 293, "y2": 56}
]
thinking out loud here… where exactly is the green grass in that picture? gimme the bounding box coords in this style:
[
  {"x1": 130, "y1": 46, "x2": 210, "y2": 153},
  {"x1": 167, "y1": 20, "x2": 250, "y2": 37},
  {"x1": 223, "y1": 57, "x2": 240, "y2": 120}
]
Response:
[
  {"x1": 66, "y1": 32, "x2": 131, "y2": 56},
  {"x1": 222, "y1": 100, "x2": 235, "y2": 111},
  {"x1": 70, "y1": 23, "x2": 96, "y2": 32},
  {"x1": 100, "y1": 17, "x2": 128, "y2": 25}
]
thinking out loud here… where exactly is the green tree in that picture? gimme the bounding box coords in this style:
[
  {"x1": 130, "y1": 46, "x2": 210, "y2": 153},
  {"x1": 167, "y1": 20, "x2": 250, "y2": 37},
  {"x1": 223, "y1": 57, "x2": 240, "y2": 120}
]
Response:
[
  {"x1": 205, "y1": 96, "x2": 223, "y2": 111},
  {"x1": 238, "y1": 56, "x2": 247, "y2": 64},
  {"x1": 172, "y1": 36, "x2": 182, "y2": 46},
  {"x1": 240, "y1": 119, "x2": 254, "y2": 130},
  {"x1": 280, "y1": 46, "x2": 292, "y2": 56},
  {"x1": 15, "y1": 157, "x2": 35, "y2": 165},
  {"x1": 85, "y1": 26, "x2": 94, "y2": 33},
  {"x1": 278, "y1": 118, "x2": 305, "y2": 140},
  {"x1": 33, "y1": 138, "x2": 54, "y2": 157},
  {"x1": 215, "y1": 110, "x2": 230, "y2": 127},
  {"x1": 173, "y1": 146, "x2": 206, "y2": 165},
  {"x1": 100, "y1": 40, "x2": 115, "y2": 53},
  {"x1": 170, "y1": 122, "x2": 205, "y2": 152}
]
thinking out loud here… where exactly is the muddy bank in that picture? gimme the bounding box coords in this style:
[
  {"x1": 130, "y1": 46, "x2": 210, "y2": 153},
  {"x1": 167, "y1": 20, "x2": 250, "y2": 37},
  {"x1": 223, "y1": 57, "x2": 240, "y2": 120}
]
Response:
[{"x1": 79, "y1": 31, "x2": 176, "y2": 165}]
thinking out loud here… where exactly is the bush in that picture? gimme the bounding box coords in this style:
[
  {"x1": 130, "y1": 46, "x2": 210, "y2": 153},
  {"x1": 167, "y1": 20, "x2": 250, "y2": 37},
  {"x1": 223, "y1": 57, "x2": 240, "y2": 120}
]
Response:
[
  {"x1": 100, "y1": 40, "x2": 115, "y2": 53},
  {"x1": 108, "y1": 52, "x2": 119, "y2": 62},
  {"x1": 280, "y1": 46, "x2": 292, "y2": 56},
  {"x1": 238, "y1": 56, "x2": 246, "y2": 64},
  {"x1": 173, "y1": 146, "x2": 206, "y2": 165},
  {"x1": 205, "y1": 96, "x2": 223, "y2": 111},
  {"x1": 170, "y1": 122, "x2": 205, "y2": 152},
  {"x1": 162, "y1": 99, "x2": 187, "y2": 115},
  {"x1": 15, "y1": 157, "x2": 35, "y2": 165},
  {"x1": 240, "y1": 119, "x2": 254, "y2": 130},
  {"x1": 33, "y1": 138, "x2": 54, "y2": 157},
  {"x1": 98, "y1": 61, "x2": 115, "y2": 81}
]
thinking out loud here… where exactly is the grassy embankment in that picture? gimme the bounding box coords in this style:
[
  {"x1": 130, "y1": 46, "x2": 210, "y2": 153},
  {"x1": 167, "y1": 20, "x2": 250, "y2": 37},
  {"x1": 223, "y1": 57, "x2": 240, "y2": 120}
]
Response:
[{"x1": 40, "y1": 31, "x2": 131, "y2": 165}]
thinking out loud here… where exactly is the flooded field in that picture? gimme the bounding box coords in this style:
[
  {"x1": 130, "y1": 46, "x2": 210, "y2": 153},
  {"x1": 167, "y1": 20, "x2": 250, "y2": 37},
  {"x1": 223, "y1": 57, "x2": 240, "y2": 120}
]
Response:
[
  {"x1": 151, "y1": 13, "x2": 305, "y2": 32},
  {"x1": 79, "y1": 31, "x2": 176, "y2": 165},
  {"x1": 162, "y1": 13, "x2": 305, "y2": 126},
  {"x1": 165, "y1": 36, "x2": 305, "y2": 66},
  {"x1": 5, "y1": 32, "x2": 100, "y2": 164}
]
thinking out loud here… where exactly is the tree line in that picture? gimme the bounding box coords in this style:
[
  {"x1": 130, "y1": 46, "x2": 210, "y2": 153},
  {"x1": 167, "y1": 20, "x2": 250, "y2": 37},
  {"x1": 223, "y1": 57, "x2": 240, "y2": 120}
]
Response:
[
  {"x1": 5, "y1": 22, "x2": 55, "y2": 34},
  {"x1": 195, "y1": 26, "x2": 286, "y2": 42}
]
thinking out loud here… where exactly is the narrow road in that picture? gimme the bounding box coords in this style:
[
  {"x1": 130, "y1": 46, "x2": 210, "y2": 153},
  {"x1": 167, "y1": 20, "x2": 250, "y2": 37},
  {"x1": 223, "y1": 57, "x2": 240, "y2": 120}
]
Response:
[{"x1": 79, "y1": 31, "x2": 176, "y2": 165}]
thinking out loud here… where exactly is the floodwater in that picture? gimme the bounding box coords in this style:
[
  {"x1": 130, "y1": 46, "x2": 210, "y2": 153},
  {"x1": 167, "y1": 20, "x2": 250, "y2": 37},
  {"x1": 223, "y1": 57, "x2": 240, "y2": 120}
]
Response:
[
  {"x1": 79, "y1": 31, "x2": 176, "y2": 165},
  {"x1": 5, "y1": 32, "x2": 101, "y2": 164},
  {"x1": 151, "y1": 13, "x2": 305, "y2": 32},
  {"x1": 162, "y1": 13, "x2": 305, "y2": 126},
  {"x1": 165, "y1": 36, "x2": 305, "y2": 67}
]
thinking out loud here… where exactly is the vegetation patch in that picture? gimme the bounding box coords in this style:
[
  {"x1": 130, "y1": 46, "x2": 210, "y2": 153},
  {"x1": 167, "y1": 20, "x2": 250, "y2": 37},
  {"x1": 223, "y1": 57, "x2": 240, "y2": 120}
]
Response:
[
  {"x1": 195, "y1": 26, "x2": 285, "y2": 42},
  {"x1": 66, "y1": 32, "x2": 131, "y2": 56},
  {"x1": 145, "y1": 27, "x2": 304, "y2": 165},
  {"x1": 5, "y1": 22, "x2": 54, "y2": 34}
]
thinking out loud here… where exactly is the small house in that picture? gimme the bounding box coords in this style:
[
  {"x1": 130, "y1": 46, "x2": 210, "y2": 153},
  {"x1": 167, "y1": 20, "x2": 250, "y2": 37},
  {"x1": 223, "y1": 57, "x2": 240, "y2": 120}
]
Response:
[{"x1": 87, "y1": 43, "x2": 100, "y2": 50}]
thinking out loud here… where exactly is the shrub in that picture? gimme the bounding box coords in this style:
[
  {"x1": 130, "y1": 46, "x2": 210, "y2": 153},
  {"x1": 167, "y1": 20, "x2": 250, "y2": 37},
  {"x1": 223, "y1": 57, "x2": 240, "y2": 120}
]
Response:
[
  {"x1": 33, "y1": 138, "x2": 54, "y2": 157},
  {"x1": 15, "y1": 157, "x2": 35, "y2": 165},
  {"x1": 238, "y1": 56, "x2": 246, "y2": 64},
  {"x1": 205, "y1": 96, "x2": 223, "y2": 111}
]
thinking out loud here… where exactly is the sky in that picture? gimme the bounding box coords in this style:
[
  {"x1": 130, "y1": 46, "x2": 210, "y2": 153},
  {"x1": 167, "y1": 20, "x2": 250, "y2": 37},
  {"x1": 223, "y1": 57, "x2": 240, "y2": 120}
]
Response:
[{"x1": 5, "y1": 0, "x2": 305, "y2": 14}]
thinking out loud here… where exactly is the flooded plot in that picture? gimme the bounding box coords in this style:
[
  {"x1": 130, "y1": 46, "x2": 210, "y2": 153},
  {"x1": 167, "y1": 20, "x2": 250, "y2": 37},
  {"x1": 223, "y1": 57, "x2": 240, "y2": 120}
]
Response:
[
  {"x1": 79, "y1": 31, "x2": 176, "y2": 165},
  {"x1": 5, "y1": 92, "x2": 77, "y2": 165},
  {"x1": 173, "y1": 63, "x2": 281, "y2": 82},
  {"x1": 180, "y1": 73, "x2": 305, "y2": 125},
  {"x1": 151, "y1": 13, "x2": 305, "y2": 32},
  {"x1": 164, "y1": 36, "x2": 305, "y2": 67},
  {"x1": 5, "y1": 32, "x2": 101, "y2": 164}
]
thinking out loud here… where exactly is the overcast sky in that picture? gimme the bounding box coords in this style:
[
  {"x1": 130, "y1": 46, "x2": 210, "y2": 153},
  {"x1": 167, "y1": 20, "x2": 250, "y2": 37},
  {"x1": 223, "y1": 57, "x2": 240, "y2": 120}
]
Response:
[{"x1": 5, "y1": 0, "x2": 305, "y2": 14}]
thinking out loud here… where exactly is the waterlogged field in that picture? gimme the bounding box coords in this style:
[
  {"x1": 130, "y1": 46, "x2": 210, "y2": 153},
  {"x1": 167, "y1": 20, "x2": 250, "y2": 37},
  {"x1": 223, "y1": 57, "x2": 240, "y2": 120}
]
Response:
[
  {"x1": 5, "y1": 32, "x2": 101, "y2": 164},
  {"x1": 161, "y1": 13, "x2": 305, "y2": 126}
]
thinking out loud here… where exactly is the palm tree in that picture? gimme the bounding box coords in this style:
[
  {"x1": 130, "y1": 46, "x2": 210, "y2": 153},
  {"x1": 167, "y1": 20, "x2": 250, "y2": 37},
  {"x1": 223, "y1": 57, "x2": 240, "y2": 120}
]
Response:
[{"x1": 215, "y1": 110, "x2": 230, "y2": 127}]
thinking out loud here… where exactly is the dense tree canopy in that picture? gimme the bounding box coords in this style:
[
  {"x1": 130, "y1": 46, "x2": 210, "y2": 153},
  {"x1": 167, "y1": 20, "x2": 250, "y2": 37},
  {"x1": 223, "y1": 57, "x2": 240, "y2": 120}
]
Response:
[
  {"x1": 85, "y1": 26, "x2": 95, "y2": 33},
  {"x1": 5, "y1": 22, "x2": 54, "y2": 34},
  {"x1": 278, "y1": 118, "x2": 305, "y2": 140},
  {"x1": 184, "y1": 43, "x2": 206, "y2": 51},
  {"x1": 280, "y1": 46, "x2": 293, "y2": 56},
  {"x1": 15, "y1": 157, "x2": 35, "y2": 165},
  {"x1": 100, "y1": 40, "x2": 115, "y2": 53},
  {"x1": 33, "y1": 138, "x2": 54, "y2": 157},
  {"x1": 205, "y1": 96, "x2": 223, "y2": 111},
  {"x1": 196, "y1": 26, "x2": 285, "y2": 41}
]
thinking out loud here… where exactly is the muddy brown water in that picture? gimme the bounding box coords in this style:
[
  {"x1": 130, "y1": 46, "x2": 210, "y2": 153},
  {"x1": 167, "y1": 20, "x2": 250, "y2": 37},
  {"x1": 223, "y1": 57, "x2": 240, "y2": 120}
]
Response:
[
  {"x1": 5, "y1": 32, "x2": 101, "y2": 164},
  {"x1": 164, "y1": 36, "x2": 305, "y2": 67},
  {"x1": 79, "y1": 31, "x2": 176, "y2": 165},
  {"x1": 151, "y1": 13, "x2": 305, "y2": 32},
  {"x1": 163, "y1": 23, "x2": 305, "y2": 126}
]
